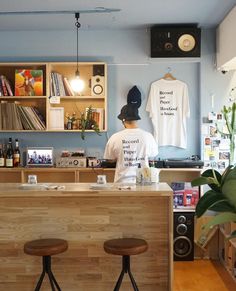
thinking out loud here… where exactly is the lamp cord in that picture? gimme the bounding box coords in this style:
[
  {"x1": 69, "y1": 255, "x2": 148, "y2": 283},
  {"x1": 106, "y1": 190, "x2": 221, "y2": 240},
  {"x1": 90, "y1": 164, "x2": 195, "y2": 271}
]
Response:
[{"x1": 75, "y1": 12, "x2": 81, "y2": 75}]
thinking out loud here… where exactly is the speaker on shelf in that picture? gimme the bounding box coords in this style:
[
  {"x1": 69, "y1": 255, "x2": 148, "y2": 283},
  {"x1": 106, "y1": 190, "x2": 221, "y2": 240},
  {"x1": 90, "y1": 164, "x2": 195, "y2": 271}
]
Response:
[
  {"x1": 93, "y1": 64, "x2": 104, "y2": 76},
  {"x1": 91, "y1": 75, "x2": 105, "y2": 96},
  {"x1": 174, "y1": 211, "x2": 195, "y2": 261},
  {"x1": 151, "y1": 24, "x2": 201, "y2": 58}
]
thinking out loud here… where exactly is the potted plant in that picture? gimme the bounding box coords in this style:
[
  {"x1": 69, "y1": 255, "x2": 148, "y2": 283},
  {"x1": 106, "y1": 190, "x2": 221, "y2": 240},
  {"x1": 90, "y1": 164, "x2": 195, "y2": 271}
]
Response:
[
  {"x1": 191, "y1": 166, "x2": 236, "y2": 239},
  {"x1": 65, "y1": 112, "x2": 78, "y2": 130},
  {"x1": 78, "y1": 106, "x2": 101, "y2": 140}
]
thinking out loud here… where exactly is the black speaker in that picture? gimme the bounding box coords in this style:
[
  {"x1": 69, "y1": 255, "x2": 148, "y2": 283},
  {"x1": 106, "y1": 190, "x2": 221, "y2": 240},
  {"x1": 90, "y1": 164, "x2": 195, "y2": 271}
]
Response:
[
  {"x1": 93, "y1": 65, "x2": 104, "y2": 76},
  {"x1": 174, "y1": 211, "x2": 195, "y2": 261},
  {"x1": 151, "y1": 25, "x2": 201, "y2": 58}
]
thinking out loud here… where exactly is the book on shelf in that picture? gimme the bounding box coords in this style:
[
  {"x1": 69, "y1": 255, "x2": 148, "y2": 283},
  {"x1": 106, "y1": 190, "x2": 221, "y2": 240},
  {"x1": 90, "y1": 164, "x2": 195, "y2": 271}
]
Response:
[
  {"x1": 0, "y1": 101, "x2": 45, "y2": 130},
  {"x1": 15, "y1": 69, "x2": 43, "y2": 96},
  {"x1": 3, "y1": 76, "x2": 13, "y2": 96},
  {"x1": 0, "y1": 75, "x2": 13, "y2": 96},
  {"x1": 24, "y1": 107, "x2": 43, "y2": 130},
  {"x1": 51, "y1": 72, "x2": 75, "y2": 97},
  {"x1": 17, "y1": 106, "x2": 34, "y2": 130},
  {"x1": 0, "y1": 77, "x2": 3, "y2": 96},
  {"x1": 32, "y1": 107, "x2": 46, "y2": 128},
  {"x1": 63, "y1": 77, "x2": 75, "y2": 96},
  {"x1": 0, "y1": 101, "x2": 8, "y2": 129},
  {"x1": 56, "y1": 73, "x2": 66, "y2": 96},
  {"x1": 0, "y1": 75, "x2": 9, "y2": 96},
  {"x1": 51, "y1": 72, "x2": 60, "y2": 96},
  {"x1": 86, "y1": 107, "x2": 104, "y2": 130},
  {"x1": 19, "y1": 106, "x2": 46, "y2": 130},
  {"x1": 0, "y1": 101, "x2": 23, "y2": 130}
]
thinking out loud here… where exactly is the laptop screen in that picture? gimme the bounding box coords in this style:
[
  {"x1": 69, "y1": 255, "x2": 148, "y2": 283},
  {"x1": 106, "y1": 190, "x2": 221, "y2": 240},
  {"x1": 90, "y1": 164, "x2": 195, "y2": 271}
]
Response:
[{"x1": 27, "y1": 147, "x2": 53, "y2": 167}]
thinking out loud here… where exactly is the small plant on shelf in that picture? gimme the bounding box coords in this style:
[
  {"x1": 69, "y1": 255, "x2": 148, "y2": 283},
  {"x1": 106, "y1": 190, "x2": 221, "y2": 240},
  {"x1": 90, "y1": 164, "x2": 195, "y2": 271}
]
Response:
[
  {"x1": 78, "y1": 106, "x2": 101, "y2": 140},
  {"x1": 65, "y1": 112, "x2": 78, "y2": 130}
]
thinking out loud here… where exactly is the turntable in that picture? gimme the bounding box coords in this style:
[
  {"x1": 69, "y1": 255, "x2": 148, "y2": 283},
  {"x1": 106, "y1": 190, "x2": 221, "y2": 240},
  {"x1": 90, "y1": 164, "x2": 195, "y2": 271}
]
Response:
[{"x1": 164, "y1": 156, "x2": 203, "y2": 168}]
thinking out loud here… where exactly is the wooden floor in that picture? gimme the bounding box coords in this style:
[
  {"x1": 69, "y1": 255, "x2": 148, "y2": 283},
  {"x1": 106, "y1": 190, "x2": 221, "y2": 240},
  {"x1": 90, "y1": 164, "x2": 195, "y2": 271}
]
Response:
[{"x1": 174, "y1": 260, "x2": 236, "y2": 291}]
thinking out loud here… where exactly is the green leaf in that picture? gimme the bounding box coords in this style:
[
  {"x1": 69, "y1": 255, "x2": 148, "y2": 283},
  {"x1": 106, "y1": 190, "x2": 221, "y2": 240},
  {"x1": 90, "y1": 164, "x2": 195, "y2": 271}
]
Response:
[
  {"x1": 221, "y1": 165, "x2": 234, "y2": 185},
  {"x1": 202, "y1": 169, "x2": 222, "y2": 192},
  {"x1": 222, "y1": 166, "x2": 236, "y2": 182},
  {"x1": 191, "y1": 176, "x2": 216, "y2": 187},
  {"x1": 209, "y1": 200, "x2": 236, "y2": 213},
  {"x1": 222, "y1": 179, "x2": 236, "y2": 208},
  {"x1": 202, "y1": 212, "x2": 236, "y2": 232},
  {"x1": 192, "y1": 169, "x2": 222, "y2": 192},
  {"x1": 196, "y1": 190, "x2": 224, "y2": 218}
]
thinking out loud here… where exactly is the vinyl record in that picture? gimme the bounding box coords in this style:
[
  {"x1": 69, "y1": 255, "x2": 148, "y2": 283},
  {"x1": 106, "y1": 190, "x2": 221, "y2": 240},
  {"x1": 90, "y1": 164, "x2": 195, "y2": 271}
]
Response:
[{"x1": 178, "y1": 34, "x2": 196, "y2": 52}]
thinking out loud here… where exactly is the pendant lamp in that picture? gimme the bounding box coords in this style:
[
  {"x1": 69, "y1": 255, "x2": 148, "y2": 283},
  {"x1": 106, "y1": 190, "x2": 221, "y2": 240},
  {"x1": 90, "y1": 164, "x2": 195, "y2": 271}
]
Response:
[{"x1": 70, "y1": 12, "x2": 85, "y2": 93}]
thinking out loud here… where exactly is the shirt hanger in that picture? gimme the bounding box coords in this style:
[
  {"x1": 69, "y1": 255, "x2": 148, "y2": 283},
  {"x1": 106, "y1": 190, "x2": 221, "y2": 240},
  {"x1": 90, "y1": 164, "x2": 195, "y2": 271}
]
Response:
[{"x1": 163, "y1": 67, "x2": 176, "y2": 80}]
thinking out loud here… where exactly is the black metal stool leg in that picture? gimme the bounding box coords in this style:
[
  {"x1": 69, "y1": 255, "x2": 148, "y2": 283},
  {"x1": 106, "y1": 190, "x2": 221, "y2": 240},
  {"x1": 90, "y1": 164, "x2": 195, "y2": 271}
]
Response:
[
  {"x1": 49, "y1": 271, "x2": 62, "y2": 291},
  {"x1": 113, "y1": 255, "x2": 139, "y2": 291},
  {"x1": 43, "y1": 256, "x2": 55, "y2": 291},
  {"x1": 114, "y1": 255, "x2": 139, "y2": 291},
  {"x1": 35, "y1": 255, "x2": 61, "y2": 291},
  {"x1": 34, "y1": 270, "x2": 46, "y2": 291},
  {"x1": 113, "y1": 269, "x2": 125, "y2": 291},
  {"x1": 34, "y1": 256, "x2": 48, "y2": 291},
  {"x1": 113, "y1": 255, "x2": 129, "y2": 291},
  {"x1": 127, "y1": 269, "x2": 139, "y2": 291},
  {"x1": 125, "y1": 256, "x2": 139, "y2": 291},
  {"x1": 47, "y1": 271, "x2": 56, "y2": 291}
]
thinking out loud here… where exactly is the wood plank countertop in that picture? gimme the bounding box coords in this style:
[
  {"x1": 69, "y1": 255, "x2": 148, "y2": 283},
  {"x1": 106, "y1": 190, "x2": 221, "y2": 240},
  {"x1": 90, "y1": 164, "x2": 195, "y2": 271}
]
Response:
[
  {"x1": 0, "y1": 182, "x2": 172, "y2": 197},
  {"x1": 0, "y1": 182, "x2": 173, "y2": 291}
]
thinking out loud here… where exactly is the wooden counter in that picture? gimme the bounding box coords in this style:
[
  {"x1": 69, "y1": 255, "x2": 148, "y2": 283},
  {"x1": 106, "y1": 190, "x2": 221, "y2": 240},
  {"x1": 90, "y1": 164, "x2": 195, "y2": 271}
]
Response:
[
  {"x1": 0, "y1": 183, "x2": 173, "y2": 291},
  {"x1": 0, "y1": 167, "x2": 202, "y2": 184}
]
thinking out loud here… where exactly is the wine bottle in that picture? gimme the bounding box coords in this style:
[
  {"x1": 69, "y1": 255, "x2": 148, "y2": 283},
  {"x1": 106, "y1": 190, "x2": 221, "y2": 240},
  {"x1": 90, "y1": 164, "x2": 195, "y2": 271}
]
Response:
[
  {"x1": 13, "y1": 138, "x2": 21, "y2": 167},
  {"x1": 6, "y1": 138, "x2": 13, "y2": 168},
  {"x1": 0, "y1": 144, "x2": 5, "y2": 167}
]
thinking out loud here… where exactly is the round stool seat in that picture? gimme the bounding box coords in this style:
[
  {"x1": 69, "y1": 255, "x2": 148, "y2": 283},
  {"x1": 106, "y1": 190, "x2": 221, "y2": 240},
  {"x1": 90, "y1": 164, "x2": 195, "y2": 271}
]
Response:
[
  {"x1": 104, "y1": 238, "x2": 148, "y2": 256},
  {"x1": 24, "y1": 238, "x2": 68, "y2": 257}
]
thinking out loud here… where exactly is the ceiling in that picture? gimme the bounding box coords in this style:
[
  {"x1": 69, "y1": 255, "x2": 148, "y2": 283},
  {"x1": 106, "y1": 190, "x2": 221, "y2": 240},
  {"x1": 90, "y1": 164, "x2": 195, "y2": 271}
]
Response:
[{"x1": 0, "y1": 0, "x2": 235, "y2": 31}]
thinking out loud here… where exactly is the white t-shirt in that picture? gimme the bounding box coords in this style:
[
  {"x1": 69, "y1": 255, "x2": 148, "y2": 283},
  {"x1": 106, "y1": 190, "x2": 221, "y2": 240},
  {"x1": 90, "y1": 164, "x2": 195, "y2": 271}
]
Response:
[
  {"x1": 104, "y1": 128, "x2": 158, "y2": 183},
  {"x1": 146, "y1": 79, "x2": 190, "y2": 149}
]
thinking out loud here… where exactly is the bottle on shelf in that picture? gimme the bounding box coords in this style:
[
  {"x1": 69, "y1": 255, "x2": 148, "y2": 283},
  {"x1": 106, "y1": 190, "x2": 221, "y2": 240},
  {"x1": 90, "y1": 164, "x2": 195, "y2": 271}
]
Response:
[
  {"x1": 0, "y1": 144, "x2": 5, "y2": 167},
  {"x1": 6, "y1": 138, "x2": 14, "y2": 168},
  {"x1": 13, "y1": 138, "x2": 21, "y2": 167}
]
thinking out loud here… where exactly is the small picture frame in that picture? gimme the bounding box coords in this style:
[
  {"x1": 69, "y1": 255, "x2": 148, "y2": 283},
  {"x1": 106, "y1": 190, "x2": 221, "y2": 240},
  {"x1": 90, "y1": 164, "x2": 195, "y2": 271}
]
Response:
[
  {"x1": 48, "y1": 107, "x2": 64, "y2": 130},
  {"x1": 217, "y1": 113, "x2": 223, "y2": 120},
  {"x1": 209, "y1": 125, "x2": 217, "y2": 137},
  {"x1": 204, "y1": 137, "x2": 211, "y2": 146},
  {"x1": 208, "y1": 111, "x2": 217, "y2": 121}
]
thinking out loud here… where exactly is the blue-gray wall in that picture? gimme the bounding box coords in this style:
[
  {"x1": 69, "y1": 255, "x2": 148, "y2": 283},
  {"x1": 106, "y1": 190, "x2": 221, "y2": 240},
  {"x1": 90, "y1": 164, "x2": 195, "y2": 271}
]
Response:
[{"x1": 0, "y1": 28, "x2": 235, "y2": 160}]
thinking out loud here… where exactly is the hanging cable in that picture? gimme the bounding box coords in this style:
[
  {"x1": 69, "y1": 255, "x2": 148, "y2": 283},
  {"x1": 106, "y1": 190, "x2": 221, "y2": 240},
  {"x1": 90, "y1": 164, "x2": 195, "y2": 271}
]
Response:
[{"x1": 75, "y1": 12, "x2": 81, "y2": 76}]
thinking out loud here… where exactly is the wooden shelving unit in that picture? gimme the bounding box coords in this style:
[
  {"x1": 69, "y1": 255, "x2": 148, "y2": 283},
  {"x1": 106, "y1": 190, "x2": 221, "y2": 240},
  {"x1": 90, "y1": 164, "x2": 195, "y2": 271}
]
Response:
[{"x1": 0, "y1": 61, "x2": 107, "y2": 132}]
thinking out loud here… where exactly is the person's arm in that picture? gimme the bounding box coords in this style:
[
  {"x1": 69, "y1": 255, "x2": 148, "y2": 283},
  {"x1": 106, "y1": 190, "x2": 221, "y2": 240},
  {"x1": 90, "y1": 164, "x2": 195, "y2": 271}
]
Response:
[
  {"x1": 148, "y1": 134, "x2": 159, "y2": 157},
  {"x1": 103, "y1": 137, "x2": 117, "y2": 161}
]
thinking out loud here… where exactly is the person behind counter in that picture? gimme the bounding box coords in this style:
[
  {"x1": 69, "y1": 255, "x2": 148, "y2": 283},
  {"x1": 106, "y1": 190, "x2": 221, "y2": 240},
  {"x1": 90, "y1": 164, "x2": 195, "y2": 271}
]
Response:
[{"x1": 104, "y1": 86, "x2": 158, "y2": 183}]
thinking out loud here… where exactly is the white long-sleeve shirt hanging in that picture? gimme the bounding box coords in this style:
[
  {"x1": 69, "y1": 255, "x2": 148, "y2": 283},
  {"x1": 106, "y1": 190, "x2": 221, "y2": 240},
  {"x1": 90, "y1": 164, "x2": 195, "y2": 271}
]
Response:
[{"x1": 146, "y1": 79, "x2": 190, "y2": 149}]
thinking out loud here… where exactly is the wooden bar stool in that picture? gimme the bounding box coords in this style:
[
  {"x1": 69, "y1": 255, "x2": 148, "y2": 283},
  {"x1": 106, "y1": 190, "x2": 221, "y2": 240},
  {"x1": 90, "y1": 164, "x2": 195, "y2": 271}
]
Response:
[
  {"x1": 104, "y1": 238, "x2": 148, "y2": 291},
  {"x1": 24, "y1": 238, "x2": 68, "y2": 291}
]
